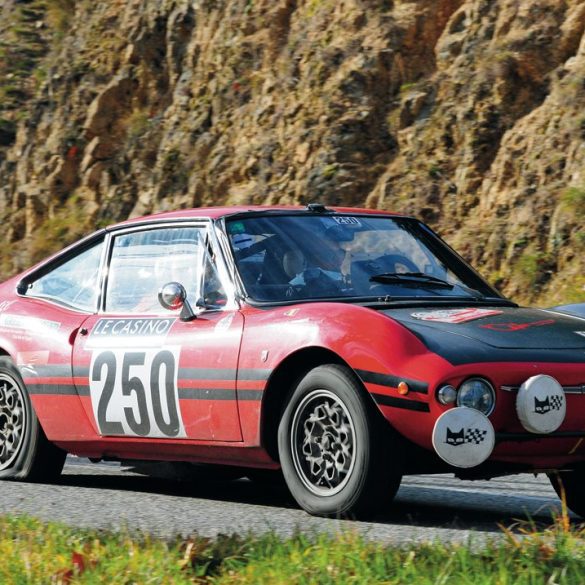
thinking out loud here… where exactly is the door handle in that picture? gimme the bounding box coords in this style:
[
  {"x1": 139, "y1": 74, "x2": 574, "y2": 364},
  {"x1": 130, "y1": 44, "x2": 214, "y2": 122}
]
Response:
[{"x1": 69, "y1": 326, "x2": 88, "y2": 345}]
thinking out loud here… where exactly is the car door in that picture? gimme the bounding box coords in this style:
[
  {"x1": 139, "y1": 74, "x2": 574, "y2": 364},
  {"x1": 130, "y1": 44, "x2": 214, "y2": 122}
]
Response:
[{"x1": 72, "y1": 222, "x2": 244, "y2": 442}]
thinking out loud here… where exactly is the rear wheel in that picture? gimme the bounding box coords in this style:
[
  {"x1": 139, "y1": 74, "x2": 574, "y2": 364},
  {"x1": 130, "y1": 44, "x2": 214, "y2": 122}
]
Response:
[
  {"x1": 0, "y1": 357, "x2": 65, "y2": 481},
  {"x1": 548, "y1": 469, "x2": 585, "y2": 518},
  {"x1": 277, "y1": 364, "x2": 401, "y2": 518}
]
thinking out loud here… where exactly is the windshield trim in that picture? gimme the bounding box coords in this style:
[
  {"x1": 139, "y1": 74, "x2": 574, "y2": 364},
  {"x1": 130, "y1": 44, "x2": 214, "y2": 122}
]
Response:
[
  {"x1": 223, "y1": 209, "x2": 408, "y2": 223},
  {"x1": 241, "y1": 295, "x2": 517, "y2": 309}
]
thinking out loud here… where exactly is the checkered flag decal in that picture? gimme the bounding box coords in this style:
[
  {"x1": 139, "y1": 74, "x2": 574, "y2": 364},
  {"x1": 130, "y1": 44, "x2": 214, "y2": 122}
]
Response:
[
  {"x1": 465, "y1": 428, "x2": 487, "y2": 445},
  {"x1": 549, "y1": 395, "x2": 564, "y2": 411}
]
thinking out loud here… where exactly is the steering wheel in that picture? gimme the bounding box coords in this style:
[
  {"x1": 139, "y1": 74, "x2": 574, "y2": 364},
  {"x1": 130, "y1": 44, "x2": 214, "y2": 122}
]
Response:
[{"x1": 375, "y1": 254, "x2": 419, "y2": 274}]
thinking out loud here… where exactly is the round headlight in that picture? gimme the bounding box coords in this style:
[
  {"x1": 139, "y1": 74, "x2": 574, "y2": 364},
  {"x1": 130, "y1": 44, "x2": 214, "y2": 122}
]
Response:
[
  {"x1": 457, "y1": 378, "x2": 495, "y2": 415},
  {"x1": 437, "y1": 384, "x2": 458, "y2": 405}
]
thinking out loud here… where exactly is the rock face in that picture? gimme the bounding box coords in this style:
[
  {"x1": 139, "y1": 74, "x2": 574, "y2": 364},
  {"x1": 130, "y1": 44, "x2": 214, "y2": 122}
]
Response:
[{"x1": 0, "y1": 0, "x2": 583, "y2": 305}]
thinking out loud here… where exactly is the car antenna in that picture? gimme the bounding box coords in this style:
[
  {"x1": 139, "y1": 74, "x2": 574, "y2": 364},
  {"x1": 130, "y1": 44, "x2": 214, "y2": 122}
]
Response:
[{"x1": 306, "y1": 203, "x2": 330, "y2": 213}]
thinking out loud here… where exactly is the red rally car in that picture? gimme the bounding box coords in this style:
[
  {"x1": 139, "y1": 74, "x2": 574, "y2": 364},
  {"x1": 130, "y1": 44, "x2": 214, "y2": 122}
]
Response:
[{"x1": 0, "y1": 204, "x2": 584, "y2": 518}]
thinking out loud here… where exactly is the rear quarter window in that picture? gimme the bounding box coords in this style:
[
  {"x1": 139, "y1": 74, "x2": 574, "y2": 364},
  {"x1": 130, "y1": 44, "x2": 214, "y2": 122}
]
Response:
[{"x1": 27, "y1": 240, "x2": 105, "y2": 312}]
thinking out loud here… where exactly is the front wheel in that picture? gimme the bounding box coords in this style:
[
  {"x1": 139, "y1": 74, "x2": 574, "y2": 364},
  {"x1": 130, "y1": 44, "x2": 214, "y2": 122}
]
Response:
[
  {"x1": 0, "y1": 357, "x2": 65, "y2": 481},
  {"x1": 548, "y1": 469, "x2": 585, "y2": 519},
  {"x1": 277, "y1": 364, "x2": 401, "y2": 518}
]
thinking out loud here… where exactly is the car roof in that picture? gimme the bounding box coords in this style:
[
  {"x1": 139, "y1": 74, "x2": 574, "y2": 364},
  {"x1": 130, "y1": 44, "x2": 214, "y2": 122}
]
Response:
[
  {"x1": 13, "y1": 205, "x2": 406, "y2": 282},
  {"x1": 112, "y1": 205, "x2": 404, "y2": 229}
]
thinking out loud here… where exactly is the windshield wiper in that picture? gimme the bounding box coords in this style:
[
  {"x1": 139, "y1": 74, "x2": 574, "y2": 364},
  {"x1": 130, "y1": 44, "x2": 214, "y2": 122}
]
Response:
[
  {"x1": 369, "y1": 272, "x2": 455, "y2": 289},
  {"x1": 368, "y1": 272, "x2": 489, "y2": 299}
]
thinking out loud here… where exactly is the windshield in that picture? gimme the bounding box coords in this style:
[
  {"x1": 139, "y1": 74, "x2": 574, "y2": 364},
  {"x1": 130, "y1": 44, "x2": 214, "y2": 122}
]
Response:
[{"x1": 226, "y1": 214, "x2": 500, "y2": 303}]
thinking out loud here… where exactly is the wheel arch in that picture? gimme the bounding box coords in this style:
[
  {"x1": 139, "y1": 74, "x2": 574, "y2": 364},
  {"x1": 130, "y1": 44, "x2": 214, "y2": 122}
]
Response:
[{"x1": 260, "y1": 346, "x2": 377, "y2": 461}]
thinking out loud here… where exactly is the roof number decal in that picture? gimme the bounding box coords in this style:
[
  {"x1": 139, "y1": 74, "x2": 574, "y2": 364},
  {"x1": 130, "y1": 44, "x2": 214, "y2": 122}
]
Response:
[{"x1": 332, "y1": 216, "x2": 361, "y2": 226}]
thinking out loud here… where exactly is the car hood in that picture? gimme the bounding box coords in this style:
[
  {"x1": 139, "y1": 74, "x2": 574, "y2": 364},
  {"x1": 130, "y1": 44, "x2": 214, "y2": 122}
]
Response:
[{"x1": 382, "y1": 306, "x2": 585, "y2": 365}]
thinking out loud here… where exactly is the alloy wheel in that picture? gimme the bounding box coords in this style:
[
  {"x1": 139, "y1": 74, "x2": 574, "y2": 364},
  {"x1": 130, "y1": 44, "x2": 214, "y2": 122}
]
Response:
[
  {"x1": 0, "y1": 374, "x2": 27, "y2": 471},
  {"x1": 290, "y1": 389, "x2": 356, "y2": 496}
]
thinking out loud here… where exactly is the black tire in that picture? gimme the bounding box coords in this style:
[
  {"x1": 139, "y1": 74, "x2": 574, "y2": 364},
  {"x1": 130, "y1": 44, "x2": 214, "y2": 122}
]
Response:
[
  {"x1": 548, "y1": 469, "x2": 585, "y2": 518},
  {"x1": 0, "y1": 357, "x2": 66, "y2": 481},
  {"x1": 277, "y1": 364, "x2": 402, "y2": 518}
]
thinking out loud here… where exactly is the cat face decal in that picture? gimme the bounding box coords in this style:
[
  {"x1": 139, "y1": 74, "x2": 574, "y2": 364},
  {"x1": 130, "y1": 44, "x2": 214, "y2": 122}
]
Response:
[
  {"x1": 445, "y1": 428, "x2": 465, "y2": 446},
  {"x1": 534, "y1": 395, "x2": 563, "y2": 414},
  {"x1": 445, "y1": 427, "x2": 487, "y2": 446},
  {"x1": 534, "y1": 396, "x2": 551, "y2": 414},
  {"x1": 433, "y1": 408, "x2": 495, "y2": 468}
]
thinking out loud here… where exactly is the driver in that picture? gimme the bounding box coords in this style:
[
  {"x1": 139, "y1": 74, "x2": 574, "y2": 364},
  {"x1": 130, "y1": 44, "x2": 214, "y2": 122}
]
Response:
[{"x1": 285, "y1": 228, "x2": 347, "y2": 292}]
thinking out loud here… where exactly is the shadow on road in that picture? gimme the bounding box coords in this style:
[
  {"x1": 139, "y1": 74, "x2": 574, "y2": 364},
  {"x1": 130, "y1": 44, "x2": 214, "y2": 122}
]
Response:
[{"x1": 53, "y1": 462, "x2": 573, "y2": 535}]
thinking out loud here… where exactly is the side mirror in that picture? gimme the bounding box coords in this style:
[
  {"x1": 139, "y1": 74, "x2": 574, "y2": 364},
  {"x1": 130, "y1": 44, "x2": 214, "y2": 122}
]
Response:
[
  {"x1": 16, "y1": 280, "x2": 30, "y2": 295},
  {"x1": 158, "y1": 282, "x2": 197, "y2": 322}
]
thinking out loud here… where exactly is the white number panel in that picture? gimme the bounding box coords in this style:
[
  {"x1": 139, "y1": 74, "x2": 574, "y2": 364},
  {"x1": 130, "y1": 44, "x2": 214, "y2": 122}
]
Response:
[{"x1": 89, "y1": 346, "x2": 186, "y2": 438}]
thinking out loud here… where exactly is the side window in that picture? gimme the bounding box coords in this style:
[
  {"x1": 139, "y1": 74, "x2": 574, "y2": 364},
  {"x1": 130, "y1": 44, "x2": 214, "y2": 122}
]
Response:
[
  {"x1": 105, "y1": 226, "x2": 208, "y2": 314},
  {"x1": 28, "y1": 240, "x2": 105, "y2": 312},
  {"x1": 202, "y1": 250, "x2": 227, "y2": 307}
]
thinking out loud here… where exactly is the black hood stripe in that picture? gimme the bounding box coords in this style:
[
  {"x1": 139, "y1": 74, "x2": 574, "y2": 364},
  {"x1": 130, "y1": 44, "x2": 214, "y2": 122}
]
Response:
[
  {"x1": 385, "y1": 307, "x2": 585, "y2": 365},
  {"x1": 356, "y1": 369, "x2": 428, "y2": 394}
]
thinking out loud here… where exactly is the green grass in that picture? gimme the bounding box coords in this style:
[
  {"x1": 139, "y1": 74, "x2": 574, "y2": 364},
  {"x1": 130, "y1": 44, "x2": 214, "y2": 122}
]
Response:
[
  {"x1": 513, "y1": 249, "x2": 555, "y2": 292},
  {"x1": 560, "y1": 186, "x2": 585, "y2": 220},
  {"x1": 2, "y1": 514, "x2": 585, "y2": 584},
  {"x1": 40, "y1": 0, "x2": 77, "y2": 33}
]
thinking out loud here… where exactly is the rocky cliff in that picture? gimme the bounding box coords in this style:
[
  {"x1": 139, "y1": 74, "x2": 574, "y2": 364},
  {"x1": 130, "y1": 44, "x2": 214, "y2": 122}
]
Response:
[{"x1": 0, "y1": 0, "x2": 584, "y2": 305}]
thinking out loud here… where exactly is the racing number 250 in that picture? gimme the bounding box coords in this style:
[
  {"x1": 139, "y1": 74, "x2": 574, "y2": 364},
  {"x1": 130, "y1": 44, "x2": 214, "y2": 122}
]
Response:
[{"x1": 90, "y1": 348, "x2": 185, "y2": 438}]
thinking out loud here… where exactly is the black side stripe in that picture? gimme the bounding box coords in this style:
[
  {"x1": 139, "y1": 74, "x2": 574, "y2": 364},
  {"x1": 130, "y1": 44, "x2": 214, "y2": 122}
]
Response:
[
  {"x1": 237, "y1": 390, "x2": 264, "y2": 401},
  {"x1": 21, "y1": 365, "x2": 72, "y2": 378},
  {"x1": 23, "y1": 365, "x2": 272, "y2": 382},
  {"x1": 372, "y1": 393, "x2": 430, "y2": 413},
  {"x1": 177, "y1": 368, "x2": 272, "y2": 381},
  {"x1": 27, "y1": 383, "x2": 262, "y2": 401},
  {"x1": 179, "y1": 368, "x2": 236, "y2": 380},
  {"x1": 180, "y1": 388, "x2": 236, "y2": 400},
  {"x1": 179, "y1": 389, "x2": 263, "y2": 401},
  {"x1": 356, "y1": 369, "x2": 429, "y2": 394},
  {"x1": 27, "y1": 383, "x2": 80, "y2": 396},
  {"x1": 237, "y1": 369, "x2": 272, "y2": 381}
]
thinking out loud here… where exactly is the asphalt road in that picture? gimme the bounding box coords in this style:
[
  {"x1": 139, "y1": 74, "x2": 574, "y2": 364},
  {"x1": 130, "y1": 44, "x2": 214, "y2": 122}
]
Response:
[{"x1": 0, "y1": 456, "x2": 572, "y2": 545}]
